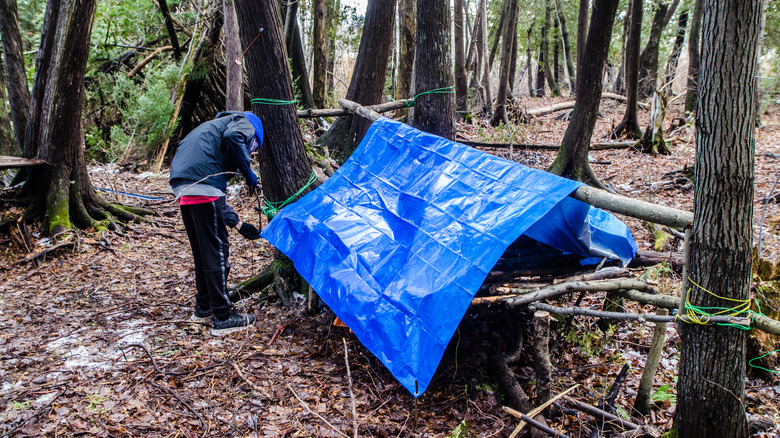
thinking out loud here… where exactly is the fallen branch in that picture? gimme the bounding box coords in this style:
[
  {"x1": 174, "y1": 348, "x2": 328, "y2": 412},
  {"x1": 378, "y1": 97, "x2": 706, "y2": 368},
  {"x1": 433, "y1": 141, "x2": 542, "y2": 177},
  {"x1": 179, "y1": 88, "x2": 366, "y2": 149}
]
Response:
[
  {"x1": 343, "y1": 339, "x2": 359, "y2": 438},
  {"x1": 504, "y1": 385, "x2": 580, "y2": 437},
  {"x1": 151, "y1": 381, "x2": 208, "y2": 433},
  {"x1": 228, "y1": 361, "x2": 270, "y2": 397},
  {"x1": 528, "y1": 302, "x2": 752, "y2": 328},
  {"x1": 563, "y1": 397, "x2": 642, "y2": 431},
  {"x1": 602, "y1": 92, "x2": 650, "y2": 110},
  {"x1": 502, "y1": 279, "x2": 656, "y2": 307},
  {"x1": 458, "y1": 140, "x2": 642, "y2": 151},
  {"x1": 288, "y1": 383, "x2": 349, "y2": 438},
  {"x1": 3, "y1": 240, "x2": 75, "y2": 269},
  {"x1": 127, "y1": 45, "x2": 174, "y2": 78},
  {"x1": 0, "y1": 156, "x2": 46, "y2": 169},
  {"x1": 299, "y1": 98, "x2": 413, "y2": 119}
]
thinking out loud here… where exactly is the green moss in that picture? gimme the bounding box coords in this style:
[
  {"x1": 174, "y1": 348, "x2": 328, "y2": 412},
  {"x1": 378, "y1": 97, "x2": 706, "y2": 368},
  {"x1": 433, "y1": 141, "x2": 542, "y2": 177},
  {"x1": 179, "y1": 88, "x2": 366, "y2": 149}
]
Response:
[{"x1": 45, "y1": 184, "x2": 72, "y2": 234}]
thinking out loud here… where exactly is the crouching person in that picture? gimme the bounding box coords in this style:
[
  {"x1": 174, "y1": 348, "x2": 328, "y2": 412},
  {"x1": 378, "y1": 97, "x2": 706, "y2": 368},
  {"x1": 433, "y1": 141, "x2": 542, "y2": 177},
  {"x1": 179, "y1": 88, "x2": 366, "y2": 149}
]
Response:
[{"x1": 169, "y1": 111, "x2": 264, "y2": 335}]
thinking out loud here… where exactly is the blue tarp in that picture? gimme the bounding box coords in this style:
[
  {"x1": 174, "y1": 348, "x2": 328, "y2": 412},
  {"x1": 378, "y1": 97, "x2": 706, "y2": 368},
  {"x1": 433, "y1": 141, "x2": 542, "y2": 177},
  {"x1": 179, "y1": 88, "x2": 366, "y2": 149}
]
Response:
[{"x1": 262, "y1": 118, "x2": 637, "y2": 397}]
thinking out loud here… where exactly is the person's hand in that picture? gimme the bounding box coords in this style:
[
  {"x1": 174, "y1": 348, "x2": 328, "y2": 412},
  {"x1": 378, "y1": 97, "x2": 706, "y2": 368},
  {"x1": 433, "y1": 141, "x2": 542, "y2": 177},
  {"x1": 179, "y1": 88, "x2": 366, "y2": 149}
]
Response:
[
  {"x1": 238, "y1": 222, "x2": 261, "y2": 240},
  {"x1": 246, "y1": 172, "x2": 258, "y2": 194}
]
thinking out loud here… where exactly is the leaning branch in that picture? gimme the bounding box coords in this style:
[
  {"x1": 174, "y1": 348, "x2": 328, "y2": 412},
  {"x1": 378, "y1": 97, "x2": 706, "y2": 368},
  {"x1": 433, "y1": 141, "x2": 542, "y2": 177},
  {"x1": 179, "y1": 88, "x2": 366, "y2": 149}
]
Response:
[
  {"x1": 339, "y1": 98, "x2": 694, "y2": 230},
  {"x1": 503, "y1": 279, "x2": 656, "y2": 307},
  {"x1": 127, "y1": 46, "x2": 174, "y2": 78},
  {"x1": 300, "y1": 98, "x2": 414, "y2": 119}
]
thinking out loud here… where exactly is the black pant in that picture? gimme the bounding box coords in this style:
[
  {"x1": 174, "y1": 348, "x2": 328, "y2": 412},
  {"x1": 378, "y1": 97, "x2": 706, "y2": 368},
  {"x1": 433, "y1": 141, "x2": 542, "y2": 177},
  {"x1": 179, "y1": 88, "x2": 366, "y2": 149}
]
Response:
[{"x1": 180, "y1": 200, "x2": 232, "y2": 319}]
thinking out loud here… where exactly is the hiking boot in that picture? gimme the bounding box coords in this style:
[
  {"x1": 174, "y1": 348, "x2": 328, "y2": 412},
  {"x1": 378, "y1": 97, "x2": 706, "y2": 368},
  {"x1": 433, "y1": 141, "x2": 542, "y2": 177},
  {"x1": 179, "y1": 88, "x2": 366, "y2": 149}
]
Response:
[
  {"x1": 190, "y1": 304, "x2": 213, "y2": 323},
  {"x1": 210, "y1": 310, "x2": 256, "y2": 336}
]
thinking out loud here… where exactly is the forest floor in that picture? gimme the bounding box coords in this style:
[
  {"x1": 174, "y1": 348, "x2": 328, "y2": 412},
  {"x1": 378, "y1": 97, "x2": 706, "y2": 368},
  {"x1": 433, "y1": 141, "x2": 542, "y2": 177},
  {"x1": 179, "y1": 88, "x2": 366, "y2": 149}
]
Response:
[{"x1": 1, "y1": 97, "x2": 780, "y2": 437}]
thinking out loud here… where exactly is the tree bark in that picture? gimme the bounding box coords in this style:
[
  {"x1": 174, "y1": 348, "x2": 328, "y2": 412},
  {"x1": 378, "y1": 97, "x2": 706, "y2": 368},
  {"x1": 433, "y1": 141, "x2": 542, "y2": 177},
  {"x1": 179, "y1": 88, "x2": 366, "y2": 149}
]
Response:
[
  {"x1": 662, "y1": 8, "x2": 688, "y2": 94},
  {"x1": 318, "y1": 0, "x2": 397, "y2": 163},
  {"x1": 555, "y1": 0, "x2": 576, "y2": 94},
  {"x1": 684, "y1": 0, "x2": 703, "y2": 116},
  {"x1": 610, "y1": 0, "x2": 643, "y2": 140},
  {"x1": 223, "y1": 0, "x2": 243, "y2": 111},
  {"x1": 0, "y1": 0, "x2": 30, "y2": 150},
  {"x1": 490, "y1": 0, "x2": 519, "y2": 127},
  {"x1": 547, "y1": 0, "x2": 620, "y2": 187},
  {"x1": 0, "y1": 54, "x2": 19, "y2": 156},
  {"x1": 454, "y1": 0, "x2": 468, "y2": 116},
  {"x1": 487, "y1": 0, "x2": 505, "y2": 71},
  {"x1": 637, "y1": 1, "x2": 671, "y2": 99},
  {"x1": 409, "y1": 0, "x2": 455, "y2": 139},
  {"x1": 284, "y1": 2, "x2": 315, "y2": 110},
  {"x1": 326, "y1": 0, "x2": 339, "y2": 99},
  {"x1": 397, "y1": 0, "x2": 415, "y2": 104},
  {"x1": 478, "y1": 0, "x2": 492, "y2": 115},
  {"x1": 534, "y1": 7, "x2": 548, "y2": 97},
  {"x1": 676, "y1": 1, "x2": 761, "y2": 437},
  {"x1": 312, "y1": 0, "x2": 327, "y2": 109},
  {"x1": 157, "y1": 0, "x2": 182, "y2": 60},
  {"x1": 542, "y1": 1, "x2": 560, "y2": 96},
  {"x1": 576, "y1": 0, "x2": 588, "y2": 83},
  {"x1": 22, "y1": 0, "x2": 146, "y2": 233},
  {"x1": 526, "y1": 19, "x2": 535, "y2": 97}
]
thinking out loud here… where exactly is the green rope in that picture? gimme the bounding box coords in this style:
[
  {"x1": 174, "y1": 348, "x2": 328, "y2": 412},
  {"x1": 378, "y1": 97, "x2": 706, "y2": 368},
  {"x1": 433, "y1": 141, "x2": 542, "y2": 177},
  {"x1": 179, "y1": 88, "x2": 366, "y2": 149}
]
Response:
[
  {"x1": 262, "y1": 170, "x2": 317, "y2": 219},
  {"x1": 251, "y1": 97, "x2": 297, "y2": 106},
  {"x1": 406, "y1": 86, "x2": 455, "y2": 107},
  {"x1": 749, "y1": 349, "x2": 780, "y2": 374}
]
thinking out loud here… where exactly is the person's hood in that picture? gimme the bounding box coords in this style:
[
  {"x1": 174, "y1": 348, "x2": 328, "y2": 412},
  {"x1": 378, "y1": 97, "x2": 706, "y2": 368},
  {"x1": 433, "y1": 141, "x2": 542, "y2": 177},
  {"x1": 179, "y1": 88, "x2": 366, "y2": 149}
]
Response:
[{"x1": 243, "y1": 112, "x2": 264, "y2": 153}]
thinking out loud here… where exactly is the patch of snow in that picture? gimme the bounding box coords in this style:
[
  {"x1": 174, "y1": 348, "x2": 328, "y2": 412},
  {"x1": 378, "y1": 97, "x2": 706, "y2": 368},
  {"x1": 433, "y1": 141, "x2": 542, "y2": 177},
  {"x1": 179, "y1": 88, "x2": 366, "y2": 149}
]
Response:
[{"x1": 63, "y1": 345, "x2": 112, "y2": 371}]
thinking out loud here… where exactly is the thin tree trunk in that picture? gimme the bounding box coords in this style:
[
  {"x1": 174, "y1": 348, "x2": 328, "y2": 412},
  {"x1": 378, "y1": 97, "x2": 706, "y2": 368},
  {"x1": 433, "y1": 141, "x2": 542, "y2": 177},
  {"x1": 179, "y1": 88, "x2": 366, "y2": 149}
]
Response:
[
  {"x1": 312, "y1": 0, "x2": 327, "y2": 108},
  {"x1": 508, "y1": 16, "x2": 519, "y2": 96},
  {"x1": 223, "y1": 0, "x2": 243, "y2": 111},
  {"x1": 613, "y1": 2, "x2": 630, "y2": 94},
  {"x1": 548, "y1": 0, "x2": 620, "y2": 187},
  {"x1": 611, "y1": 0, "x2": 643, "y2": 139},
  {"x1": 556, "y1": 0, "x2": 576, "y2": 94},
  {"x1": 535, "y1": 12, "x2": 547, "y2": 97},
  {"x1": 662, "y1": 8, "x2": 688, "y2": 94},
  {"x1": 454, "y1": 0, "x2": 468, "y2": 116},
  {"x1": 478, "y1": 0, "x2": 492, "y2": 115},
  {"x1": 488, "y1": 0, "x2": 505, "y2": 71},
  {"x1": 684, "y1": 0, "x2": 703, "y2": 116},
  {"x1": 410, "y1": 0, "x2": 455, "y2": 139},
  {"x1": 576, "y1": 0, "x2": 588, "y2": 82},
  {"x1": 0, "y1": 0, "x2": 30, "y2": 150},
  {"x1": 638, "y1": 1, "x2": 671, "y2": 99},
  {"x1": 157, "y1": 0, "x2": 182, "y2": 60},
  {"x1": 397, "y1": 0, "x2": 415, "y2": 103},
  {"x1": 284, "y1": 2, "x2": 315, "y2": 109},
  {"x1": 490, "y1": 0, "x2": 519, "y2": 127},
  {"x1": 326, "y1": 0, "x2": 339, "y2": 99},
  {"x1": 676, "y1": 1, "x2": 761, "y2": 436},
  {"x1": 527, "y1": 19, "x2": 535, "y2": 97},
  {"x1": 0, "y1": 53, "x2": 18, "y2": 156},
  {"x1": 319, "y1": 0, "x2": 397, "y2": 162},
  {"x1": 542, "y1": 1, "x2": 560, "y2": 96}
]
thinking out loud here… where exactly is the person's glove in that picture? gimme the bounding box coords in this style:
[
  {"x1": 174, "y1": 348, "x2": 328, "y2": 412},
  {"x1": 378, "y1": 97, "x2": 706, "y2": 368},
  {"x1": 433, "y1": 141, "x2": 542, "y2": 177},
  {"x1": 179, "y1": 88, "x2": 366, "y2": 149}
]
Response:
[
  {"x1": 238, "y1": 222, "x2": 261, "y2": 240},
  {"x1": 246, "y1": 172, "x2": 258, "y2": 194}
]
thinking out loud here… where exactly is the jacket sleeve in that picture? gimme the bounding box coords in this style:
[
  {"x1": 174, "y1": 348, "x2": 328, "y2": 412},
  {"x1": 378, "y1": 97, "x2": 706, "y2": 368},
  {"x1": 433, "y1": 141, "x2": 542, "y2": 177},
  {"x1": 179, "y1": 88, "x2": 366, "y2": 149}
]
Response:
[
  {"x1": 215, "y1": 197, "x2": 240, "y2": 228},
  {"x1": 223, "y1": 117, "x2": 257, "y2": 184}
]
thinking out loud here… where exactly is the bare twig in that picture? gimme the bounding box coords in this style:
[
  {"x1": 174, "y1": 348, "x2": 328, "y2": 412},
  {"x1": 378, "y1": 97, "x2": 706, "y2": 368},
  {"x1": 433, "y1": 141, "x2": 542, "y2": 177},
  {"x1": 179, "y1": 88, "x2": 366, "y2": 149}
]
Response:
[
  {"x1": 344, "y1": 339, "x2": 359, "y2": 438},
  {"x1": 563, "y1": 397, "x2": 641, "y2": 431},
  {"x1": 2, "y1": 240, "x2": 75, "y2": 270},
  {"x1": 0, "y1": 391, "x2": 62, "y2": 437},
  {"x1": 287, "y1": 383, "x2": 349, "y2": 438},
  {"x1": 504, "y1": 384, "x2": 580, "y2": 437},
  {"x1": 150, "y1": 381, "x2": 208, "y2": 433}
]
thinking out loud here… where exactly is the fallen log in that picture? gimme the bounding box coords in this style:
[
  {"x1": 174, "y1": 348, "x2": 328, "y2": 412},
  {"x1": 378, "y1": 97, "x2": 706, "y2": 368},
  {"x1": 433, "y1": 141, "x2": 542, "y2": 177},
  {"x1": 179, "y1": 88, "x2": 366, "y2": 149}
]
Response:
[
  {"x1": 458, "y1": 140, "x2": 643, "y2": 151},
  {"x1": 0, "y1": 156, "x2": 46, "y2": 170},
  {"x1": 629, "y1": 250, "x2": 683, "y2": 270},
  {"x1": 301, "y1": 99, "x2": 413, "y2": 119},
  {"x1": 563, "y1": 397, "x2": 642, "y2": 431}
]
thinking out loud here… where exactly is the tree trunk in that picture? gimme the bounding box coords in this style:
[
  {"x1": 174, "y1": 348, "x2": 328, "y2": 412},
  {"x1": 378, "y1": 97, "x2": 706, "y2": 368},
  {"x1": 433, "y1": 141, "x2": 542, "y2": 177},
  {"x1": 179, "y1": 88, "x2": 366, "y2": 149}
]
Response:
[
  {"x1": 553, "y1": 11, "x2": 560, "y2": 86},
  {"x1": 454, "y1": 0, "x2": 468, "y2": 116},
  {"x1": 637, "y1": 1, "x2": 671, "y2": 99},
  {"x1": 0, "y1": 0, "x2": 30, "y2": 150},
  {"x1": 312, "y1": 0, "x2": 327, "y2": 109},
  {"x1": 409, "y1": 0, "x2": 455, "y2": 139},
  {"x1": 576, "y1": 0, "x2": 588, "y2": 81},
  {"x1": 223, "y1": 0, "x2": 243, "y2": 111},
  {"x1": 0, "y1": 53, "x2": 19, "y2": 156},
  {"x1": 684, "y1": 0, "x2": 703, "y2": 116},
  {"x1": 534, "y1": 9, "x2": 548, "y2": 97},
  {"x1": 556, "y1": 0, "x2": 576, "y2": 94},
  {"x1": 22, "y1": 0, "x2": 146, "y2": 233},
  {"x1": 487, "y1": 0, "x2": 505, "y2": 71},
  {"x1": 676, "y1": 1, "x2": 761, "y2": 437},
  {"x1": 547, "y1": 0, "x2": 620, "y2": 187},
  {"x1": 662, "y1": 8, "x2": 688, "y2": 94},
  {"x1": 613, "y1": 6, "x2": 630, "y2": 94},
  {"x1": 478, "y1": 0, "x2": 492, "y2": 115},
  {"x1": 326, "y1": 0, "x2": 339, "y2": 99},
  {"x1": 508, "y1": 19, "x2": 519, "y2": 96},
  {"x1": 527, "y1": 19, "x2": 535, "y2": 97},
  {"x1": 318, "y1": 0, "x2": 397, "y2": 163},
  {"x1": 490, "y1": 0, "x2": 519, "y2": 127},
  {"x1": 235, "y1": 0, "x2": 316, "y2": 303},
  {"x1": 157, "y1": 0, "x2": 182, "y2": 60},
  {"x1": 284, "y1": 1, "x2": 315, "y2": 110},
  {"x1": 397, "y1": 0, "x2": 415, "y2": 104},
  {"x1": 638, "y1": 91, "x2": 669, "y2": 155},
  {"x1": 542, "y1": 1, "x2": 560, "y2": 96},
  {"x1": 611, "y1": 0, "x2": 643, "y2": 140}
]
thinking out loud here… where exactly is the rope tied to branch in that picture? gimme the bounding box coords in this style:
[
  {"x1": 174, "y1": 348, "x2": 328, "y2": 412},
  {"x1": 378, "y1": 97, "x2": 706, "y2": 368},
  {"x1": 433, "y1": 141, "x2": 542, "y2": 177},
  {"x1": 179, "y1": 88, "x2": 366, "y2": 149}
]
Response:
[
  {"x1": 262, "y1": 170, "x2": 317, "y2": 219},
  {"x1": 677, "y1": 278, "x2": 756, "y2": 330}
]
